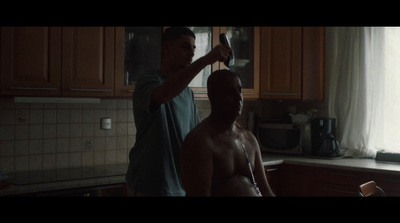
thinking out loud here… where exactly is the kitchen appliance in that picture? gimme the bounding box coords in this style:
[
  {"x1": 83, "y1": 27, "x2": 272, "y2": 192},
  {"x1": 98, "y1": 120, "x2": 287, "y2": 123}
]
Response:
[
  {"x1": 256, "y1": 122, "x2": 312, "y2": 155},
  {"x1": 311, "y1": 118, "x2": 340, "y2": 157},
  {"x1": 289, "y1": 109, "x2": 318, "y2": 125}
]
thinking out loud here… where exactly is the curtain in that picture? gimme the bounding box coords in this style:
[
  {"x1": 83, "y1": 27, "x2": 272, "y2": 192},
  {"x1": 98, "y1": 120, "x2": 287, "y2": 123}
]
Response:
[
  {"x1": 380, "y1": 28, "x2": 400, "y2": 154},
  {"x1": 326, "y1": 27, "x2": 389, "y2": 158}
]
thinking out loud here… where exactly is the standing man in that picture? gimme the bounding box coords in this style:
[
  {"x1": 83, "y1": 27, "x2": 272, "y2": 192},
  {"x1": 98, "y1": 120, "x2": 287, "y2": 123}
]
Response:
[{"x1": 126, "y1": 27, "x2": 232, "y2": 196}]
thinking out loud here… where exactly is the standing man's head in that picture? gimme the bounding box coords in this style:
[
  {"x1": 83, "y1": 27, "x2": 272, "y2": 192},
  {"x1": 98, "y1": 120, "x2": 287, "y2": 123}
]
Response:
[
  {"x1": 207, "y1": 69, "x2": 243, "y2": 121},
  {"x1": 161, "y1": 27, "x2": 196, "y2": 69}
]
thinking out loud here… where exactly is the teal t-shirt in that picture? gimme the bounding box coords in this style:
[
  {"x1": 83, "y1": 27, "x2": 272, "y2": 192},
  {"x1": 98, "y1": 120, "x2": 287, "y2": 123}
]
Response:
[{"x1": 126, "y1": 70, "x2": 200, "y2": 196}]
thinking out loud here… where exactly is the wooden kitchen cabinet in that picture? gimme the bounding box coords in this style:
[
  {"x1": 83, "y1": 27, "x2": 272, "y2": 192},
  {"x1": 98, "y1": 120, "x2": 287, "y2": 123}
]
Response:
[
  {"x1": 260, "y1": 27, "x2": 324, "y2": 100},
  {"x1": 279, "y1": 163, "x2": 316, "y2": 196},
  {"x1": 374, "y1": 172, "x2": 400, "y2": 196},
  {"x1": 114, "y1": 26, "x2": 217, "y2": 98},
  {"x1": 186, "y1": 26, "x2": 258, "y2": 99},
  {"x1": 302, "y1": 27, "x2": 325, "y2": 100},
  {"x1": 115, "y1": 26, "x2": 260, "y2": 99},
  {"x1": 1, "y1": 26, "x2": 323, "y2": 100},
  {"x1": 313, "y1": 167, "x2": 373, "y2": 196},
  {"x1": 187, "y1": 26, "x2": 219, "y2": 99},
  {"x1": 277, "y1": 163, "x2": 400, "y2": 196},
  {"x1": 118, "y1": 26, "x2": 322, "y2": 100},
  {"x1": 219, "y1": 27, "x2": 260, "y2": 99},
  {"x1": 220, "y1": 27, "x2": 260, "y2": 99},
  {"x1": 0, "y1": 27, "x2": 62, "y2": 96},
  {"x1": 114, "y1": 26, "x2": 163, "y2": 97},
  {"x1": 61, "y1": 27, "x2": 115, "y2": 97},
  {"x1": 278, "y1": 164, "x2": 372, "y2": 197},
  {"x1": 0, "y1": 27, "x2": 116, "y2": 97},
  {"x1": 264, "y1": 164, "x2": 281, "y2": 196},
  {"x1": 260, "y1": 27, "x2": 302, "y2": 100}
]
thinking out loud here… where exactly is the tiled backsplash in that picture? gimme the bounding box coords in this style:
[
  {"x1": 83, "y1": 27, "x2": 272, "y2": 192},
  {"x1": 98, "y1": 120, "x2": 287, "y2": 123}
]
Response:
[
  {"x1": 0, "y1": 97, "x2": 326, "y2": 174},
  {"x1": 0, "y1": 98, "x2": 213, "y2": 173}
]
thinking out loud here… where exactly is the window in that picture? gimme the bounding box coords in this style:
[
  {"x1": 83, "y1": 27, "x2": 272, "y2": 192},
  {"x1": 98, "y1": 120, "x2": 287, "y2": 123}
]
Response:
[
  {"x1": 187, "y1": 27, "x2": 212, "y2": 88},
  {"x1": 327, "y1": 27, "x2": 400, "y2": 158},
  {"x1": 379, "y1": 28, "x2": 400, "y2": 152}
]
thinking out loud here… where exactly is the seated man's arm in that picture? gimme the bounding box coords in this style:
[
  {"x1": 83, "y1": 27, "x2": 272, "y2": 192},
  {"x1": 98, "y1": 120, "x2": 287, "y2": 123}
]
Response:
[
  {"x1": 180, "y1": 133, "x2": 213, "y2": 196},
  {"x1": 248, "y1": 132, "x2": 276, "y2": 197}
]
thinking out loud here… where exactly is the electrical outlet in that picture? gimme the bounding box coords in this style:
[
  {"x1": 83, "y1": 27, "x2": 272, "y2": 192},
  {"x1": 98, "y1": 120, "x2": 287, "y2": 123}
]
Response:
[
  {"x1": 83, "y1": 139, "x2": 92, "y2": 150},
  {"x1": 100, "y1": 117, "x2": 111, "y2": 130}
]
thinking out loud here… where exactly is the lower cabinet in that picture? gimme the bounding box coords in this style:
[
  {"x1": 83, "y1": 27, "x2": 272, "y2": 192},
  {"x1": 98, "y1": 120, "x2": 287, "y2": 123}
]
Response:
[
  {"x1": 279, "y1": 164, "x2": 315, "y2": 196},
  {"x1": 313, "y1": 167, "x2": 373, "y2": 196},
  {"x1": 374, "y1": 173, "x2": 400, "y2": 196},
  {"x1": 264, "y1": 164, "x2": 280, "y2": 195},
  {"x1": 266, "y1": 163, "x2": 400, "y2": 196}
]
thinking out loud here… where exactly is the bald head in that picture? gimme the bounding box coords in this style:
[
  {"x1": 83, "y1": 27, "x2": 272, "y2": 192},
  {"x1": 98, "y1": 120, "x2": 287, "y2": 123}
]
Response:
[{"x1": 207, "y1": 70, "x2": 241, "y2": 96}]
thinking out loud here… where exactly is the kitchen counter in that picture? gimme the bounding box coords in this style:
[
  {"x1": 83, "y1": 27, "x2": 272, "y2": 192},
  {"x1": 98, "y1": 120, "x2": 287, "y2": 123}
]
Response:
[
  {"x1": 262, "y1": 153, "x2": 400, "y2": 175},
  {"x1": 3, "y1": 154, "x2": 400, "y2": 196},
  {"x1": 0, "y1": 163, "x2": 128, "y2": 196}
]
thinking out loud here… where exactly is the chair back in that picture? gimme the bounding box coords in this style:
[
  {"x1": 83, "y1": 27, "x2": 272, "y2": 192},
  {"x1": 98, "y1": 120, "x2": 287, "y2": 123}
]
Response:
[{"x1": 358, "y1": 181, "x2": 386, "y2": 197}]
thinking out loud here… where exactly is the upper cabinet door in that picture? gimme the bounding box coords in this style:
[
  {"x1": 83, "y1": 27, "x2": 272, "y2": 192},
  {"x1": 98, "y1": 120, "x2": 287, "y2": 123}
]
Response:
[
  {"x1": 302, "y1": 27, "x2": 324, "y2": 101},
  {"x1": 222, "y1": 27, "x2": 260, "y2": 98},
  {"x1": 260, "y1": 27, "x2": 302, "y2": 100},
  {"x1": 61, "y1": 27, "x2": 115, "y2": 97},
  {"x1": 187, "y1": 26, "x2": 259, "y2": 99},
  {"x1": 0, "y1": 27, "x2": 62, "y2": 96},
  {"x1": 187, "y1": 26, "x2": 219, "y2": 98},
  {"x1": 114, "y1": 27, "x2": 163, "y2": 97},
  {"x1": 260, "y1": 27, "x2": 325, "y2": 101}
]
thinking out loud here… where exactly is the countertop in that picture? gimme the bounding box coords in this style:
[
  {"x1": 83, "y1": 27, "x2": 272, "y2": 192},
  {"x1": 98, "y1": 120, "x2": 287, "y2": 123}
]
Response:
[
  {"x1": 0, "y1": 163, "x2": 128, "y2": 196},
  {"x1": 262, "y1": 153, "x2": 400, "y2": 175},
  {"x1": 3, "y1": 154, "x2": 400, "y2": 196}
]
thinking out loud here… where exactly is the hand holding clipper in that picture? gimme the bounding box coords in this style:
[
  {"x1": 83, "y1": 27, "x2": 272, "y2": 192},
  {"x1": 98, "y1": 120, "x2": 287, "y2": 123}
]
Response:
[{"x1": 219, "y1": 33, "x2": 234, "y2": 68}]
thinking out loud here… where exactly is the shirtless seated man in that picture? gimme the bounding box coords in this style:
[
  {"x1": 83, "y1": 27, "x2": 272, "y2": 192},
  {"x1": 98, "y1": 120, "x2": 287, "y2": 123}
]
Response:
[{"x1": 180, "y1": 69, "x2": 275, "y2": 196}]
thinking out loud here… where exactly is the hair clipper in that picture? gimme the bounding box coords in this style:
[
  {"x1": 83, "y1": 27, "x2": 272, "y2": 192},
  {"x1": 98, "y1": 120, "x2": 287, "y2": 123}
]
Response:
[{"x1": 219, "y1": 33, "x2": 234, "y2": 68}]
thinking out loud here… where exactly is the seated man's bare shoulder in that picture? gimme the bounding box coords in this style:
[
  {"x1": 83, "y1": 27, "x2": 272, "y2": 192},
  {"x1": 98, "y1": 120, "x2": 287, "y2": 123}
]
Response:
[
  {"x1": 180, "y1": 118, "x2": 215, "y2": 196},
  {"x1": 182, "y1": 118, "x2": 213, "y2": 150}
]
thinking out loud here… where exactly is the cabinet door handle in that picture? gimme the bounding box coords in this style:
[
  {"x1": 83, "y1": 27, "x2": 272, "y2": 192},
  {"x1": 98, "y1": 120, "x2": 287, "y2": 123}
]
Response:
[
  {"x1": 266, "y1": 168, "x2": 278, "y2": 172},
  {"x1": 127, "y1": 90, "x2": 134, "y2": 93},
  {"x1": 262, "y1": 93, "x2": 299, "y2": 96},
  {"x1": 9, "y1": 87, "x2": 58, "y2": 91},
  {"x1": 70, "y1": 89, "x2": 112, "y2": 92},
  {"x1": 193, "y1": 91, "x2": 256, "y2": 95}
]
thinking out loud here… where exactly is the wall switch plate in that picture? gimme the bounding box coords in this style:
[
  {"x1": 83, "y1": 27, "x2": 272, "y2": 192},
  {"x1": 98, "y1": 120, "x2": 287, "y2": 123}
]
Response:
[{"x1": 100, "y1": 117, "x2": 111, "y2": 130}]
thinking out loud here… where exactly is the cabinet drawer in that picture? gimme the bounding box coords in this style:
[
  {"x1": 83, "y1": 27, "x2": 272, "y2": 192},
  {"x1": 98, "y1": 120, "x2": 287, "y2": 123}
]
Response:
[
  {"x1": 314, "y1": 182, "x2": 358, "y2": 197},
  {"x1": 315, "y1": 167, "x2": 373, "y2": 186}
]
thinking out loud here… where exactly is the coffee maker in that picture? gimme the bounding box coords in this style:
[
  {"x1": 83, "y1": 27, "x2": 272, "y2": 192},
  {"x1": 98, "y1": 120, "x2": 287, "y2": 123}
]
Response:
[{"x1": 311, "y1": 118, "x2": 340, "y2": 157}]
